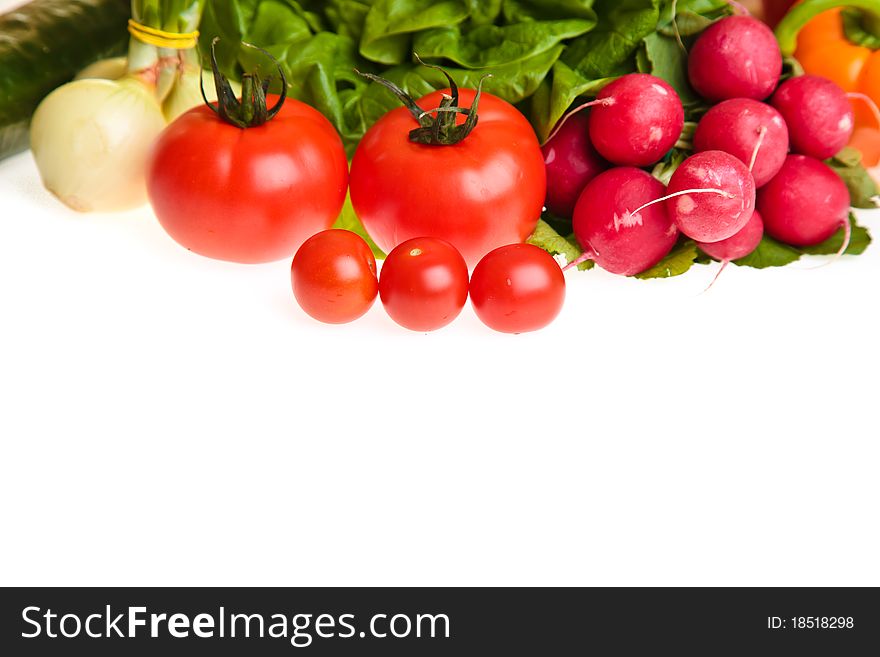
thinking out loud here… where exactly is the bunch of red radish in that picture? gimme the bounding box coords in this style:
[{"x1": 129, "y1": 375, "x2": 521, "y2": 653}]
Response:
[{"x1": 542, "y1": 15, "x2": 857, "y2": 278}]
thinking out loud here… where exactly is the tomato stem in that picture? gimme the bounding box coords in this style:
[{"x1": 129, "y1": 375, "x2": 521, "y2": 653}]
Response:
[
  {"x1": 201, "y1": 38, "x2": 287, "y2": 129},
  {"x1": 355, "y1": 55, "x2": 492, "y2": 146}
]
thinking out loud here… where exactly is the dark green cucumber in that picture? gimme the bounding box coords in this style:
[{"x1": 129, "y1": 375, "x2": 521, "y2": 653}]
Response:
[{"x1": 0, "y1": 0, "x2": 130, "y2": 160}]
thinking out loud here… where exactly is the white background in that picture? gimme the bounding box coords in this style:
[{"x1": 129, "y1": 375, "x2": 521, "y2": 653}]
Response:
[{"x1": 1, "y1": 0, "x2": 878, "y2": 587}]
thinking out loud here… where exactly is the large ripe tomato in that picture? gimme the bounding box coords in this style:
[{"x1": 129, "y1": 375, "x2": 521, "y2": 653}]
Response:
[
  {"x1": 147, "y1": 95, "x2": 348, "y2": 264},
  {"x1": 350, "y1": 88, "x2": 546, "y2": 267}
]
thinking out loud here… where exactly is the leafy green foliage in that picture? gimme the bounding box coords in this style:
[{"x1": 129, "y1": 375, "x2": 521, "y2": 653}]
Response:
[
  {"x1": 333, "y1": 193, "x2": 385, "y2": 259},
  {"x1": 651, "y1": 148, "x2": 689, "y2": 185},
  {"x1": 730, "y1": 236, "x2": 801, "y2": 269},
  {"x1": 634, "y1": 238, "x2": 698, "y2": 279},
  {"x1": 841, "y1": 8, "x2": 880, "y2": 50},
  {"x1": 801, "y1": 214, "x2": 872, "y2": 256},
  {"x1": 827, "y1": 147, "x2": 880, "y2": 210},
  {"x1": 527, "y1": 220, "x2": 593, "y2": 270},
  {"x1": 200, "y1": 0, "x2": 735, "y2": 150},
  {"x1": 360, "y1": 0, "x2": 471, "y2": 65},
  {"x1": 657, "y1": 0, "x2": 729, "y2": 36},
  {"x1": 728, "y1": 215, "x2": 872, "y2": 268},
  {"x1": 642, "y1": 32, "x2": 695, "y2": 105}
]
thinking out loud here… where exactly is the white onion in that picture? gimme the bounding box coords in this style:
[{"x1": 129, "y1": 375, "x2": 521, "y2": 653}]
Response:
[
  {"x1": 75, "y1": 57, "x2": 128, "y2": 82},
  {"x1": 30, "y1": 77, "x2": 166, "y2": 213}
]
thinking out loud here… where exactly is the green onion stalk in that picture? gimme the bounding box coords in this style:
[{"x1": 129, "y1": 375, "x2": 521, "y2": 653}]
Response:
[
  {"x1": 29, "y1": 0, "x2": 234, "y2": 212},
  {"x1": 127, "y1": 0, "x2": 207, "y2": 120}
]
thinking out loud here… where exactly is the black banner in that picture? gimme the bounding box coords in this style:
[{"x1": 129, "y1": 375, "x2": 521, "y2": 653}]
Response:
[{"x1": 1, "y1": 588, "x2": 877, "y2": 655}]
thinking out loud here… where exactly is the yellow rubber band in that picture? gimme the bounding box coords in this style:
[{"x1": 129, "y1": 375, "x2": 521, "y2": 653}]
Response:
[{"x1": 127, "y1": 19, "x2": 199, "y2": 50}]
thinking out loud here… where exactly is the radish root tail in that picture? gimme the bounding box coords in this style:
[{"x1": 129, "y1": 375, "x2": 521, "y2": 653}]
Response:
[
  {"x1": 749, "y1": 126, "x2": 768, "y2": 173},
  {"x1": 806, "y1": 219, "x2": 853, "y2": 270},
  {"x1": 703, "y1": 260, "x2": 730, "y2": 293},
  {"x1": 564, "y1": 250, "x2": 595, "y2": 272},
  {"x1": 628, "y1": 188, "x2": 737, "y2": 218},
  {"x1": 542, "y1": 98, "x2": 615, "y2": 146}
]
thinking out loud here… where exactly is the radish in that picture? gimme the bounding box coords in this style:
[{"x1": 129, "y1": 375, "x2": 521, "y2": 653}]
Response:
[
  {"x1": 771, "y1": 75, "x2": 854, "y2": 160},
  {"x1": 664, "y1": 150, "x2": 756, "y2": 243},
  {"x1": 688, "y1": 16, "x2": 782, "y2": 102},
  {"x1": 585, "y1": 74, "x2": 685, "y2": 167},
  {"x1": 541, "y1": 111, "x2": 607, "y2": 217},
  {"x1": 757, "y1": 155, "x2": 851, "y2": 247},
  {"x1": 694, "y1": 99, "x2": 789, "y2": 187},
  {"x1": 571, "y1": 167, "x2": 678, "y2": 276},
  {"x1": 697, "y1": 210, "x2": 764, "y2": 263},
  {"x1": 698, "y1": 210, "x2": 764, "y2": 288}
]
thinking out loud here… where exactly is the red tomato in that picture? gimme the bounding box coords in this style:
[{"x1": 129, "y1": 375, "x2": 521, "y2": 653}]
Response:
[
  {"x1": 350, "y1": 88, "x2": 546, "y2": 267},
  {"x1": 291, "y1": 230, "x2": 378, "y2": 324},
  {"x1": 379, "y1": 237, "x2": 469, "y2": 332},
  {"x1": 469, "y1": 244, "x2": 565, "y2": 334},
  {"x1": 147, "y1": 95, "x2": 348, "y2": 264}
]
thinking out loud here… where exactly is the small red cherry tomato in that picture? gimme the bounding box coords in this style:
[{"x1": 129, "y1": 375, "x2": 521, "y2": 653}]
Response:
[
  {"x1": 291, "y1": 230, "x2": 378, "y2": 324},
  {"x1": 379, "y1": 237, "x2": 469, "y2": 332},
  {"x1": 469, "y1": 244, "x2": 566, "y2": 334}
]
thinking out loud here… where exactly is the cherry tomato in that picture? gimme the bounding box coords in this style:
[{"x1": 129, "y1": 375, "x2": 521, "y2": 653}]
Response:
[
  {"x1": 469, "y1": 244, "x2": 565, "y2": 334},
  {"x1": 350, "y1": 88, "x2": 546, "y2": 267},
  {"x1": 291, "y1": 230, "x2": 379, "y2": 324},
  {"x1": 148, "y1": 95, "x2": 348, "y2": 264},
  {"x1": 379, "y1": 237, "x2": 469, "y2": 332}
]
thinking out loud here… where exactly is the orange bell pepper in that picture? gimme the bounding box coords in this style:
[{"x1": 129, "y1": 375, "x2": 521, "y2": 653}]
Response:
[{"x1": 776, "y1": 0, "x2": 880, "y2": 164}]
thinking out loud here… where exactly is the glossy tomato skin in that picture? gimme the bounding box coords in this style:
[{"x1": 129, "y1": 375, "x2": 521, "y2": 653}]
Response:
[
  {"x1": 291, "y1": 230, "x2": 378, "y2": 324},
  {"x1": 148, "y1": 95, "x2": 348, "y2": 264},
  {"x1": 350, "y1": 88, "x2": 546, "y2": 267},
  {"x1": 379, "y1": 237, "x2": 469, "y2": 332},
  {"x1": 469, "y1": 244, "x2": 566, "y2": 334}
]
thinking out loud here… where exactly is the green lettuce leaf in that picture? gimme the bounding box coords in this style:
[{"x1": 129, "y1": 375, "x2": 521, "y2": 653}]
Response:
[
  {"x1": 827, "y1": 147, "x2": 880, "y2": 210},
  {"x1": 732, "y1": 236, "x2": 802, "y2": 269},
  {"x1": 800, "y1": 214, "x2": 872, "y2": 256},
  {"x1": 413, "y1": 19, "x2": 595, "y2": 69},
  {"x1": 642, "y1": 32, "x2": 695, "y2": 106},
  {"x1": 562, "y1": 0, "x2": 660, "y2": 79},
  {"x1": 527, "y1": 219, "x2": 593, "y2": 270},
  {"x1": 360, "y1": 0, "x2": 470, "y2": 65},
  {"x1": 635, "y1": 238, "x2": 698, "y2": 279},
  {"x1": 333, "y1": 193, "x2": 386, "y2": 259}
]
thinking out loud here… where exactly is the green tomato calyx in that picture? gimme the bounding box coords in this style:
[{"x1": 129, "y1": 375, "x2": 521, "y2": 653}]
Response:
[
  {"x1": 201, "y1": 38, "x2": 287, "y2": 129},
  {"x1": 356, "y1": 55, "x2": 491, "y2": 147}
]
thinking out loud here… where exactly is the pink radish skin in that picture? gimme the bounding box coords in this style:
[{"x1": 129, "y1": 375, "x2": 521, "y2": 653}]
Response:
[
  {"x1": 589, "y1": 74, "x2": 685, "y2": 167},
  {"x1": 698, "y1": 209, "x2": 764, "y2": 261},
  {"x1": 541, "y1": 111, "x2": 608, "y2": 217},
  {"x1": 758, "y1": 155, "x2": 850, "y2": 247},
  {"x1": 666, "y1": 151, "x2": 757, "y2": 243},
  {"x1": 688, "y1": 16, "x2": 782, "y2": 102},
  {"x1": 771, "y1": 75, "x2": 855, "y2": 160},
  {"x1": 694, "y1": 99, "x2": 789, "y2": 187},
  {"x1": 572, "y1": 167, "x2": 678, "y2": 276}
]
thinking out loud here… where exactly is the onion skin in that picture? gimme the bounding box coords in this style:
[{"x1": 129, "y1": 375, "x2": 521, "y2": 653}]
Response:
[
  {"x1": 30, "y1": 77, "x2": 166, "y2": 212},
  {"x1": 75, "y1": 56, "x2": 128, "y2": 82}
]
